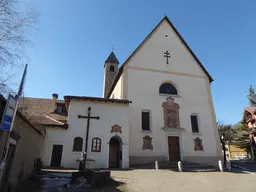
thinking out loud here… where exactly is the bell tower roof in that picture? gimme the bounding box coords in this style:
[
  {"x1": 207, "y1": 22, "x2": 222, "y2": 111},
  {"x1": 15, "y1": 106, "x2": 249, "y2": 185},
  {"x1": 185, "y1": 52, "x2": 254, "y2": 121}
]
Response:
[{"x1": 105, "y1": 51, "x2": 119, "y2": 65}]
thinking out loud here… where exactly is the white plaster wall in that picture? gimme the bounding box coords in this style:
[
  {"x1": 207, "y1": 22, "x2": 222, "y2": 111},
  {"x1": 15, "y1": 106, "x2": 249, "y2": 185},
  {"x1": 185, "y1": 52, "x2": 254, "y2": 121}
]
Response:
[
  {"x1": 110, "y1": 74, "x2": 123, "y2": 99},
  {"x1": 64, "y1": 100, "x2": 130, "y2": 169},
  {"x1": 127, "y1": 68, "x2": 220, "y2": 160},
  {"x1": 42, "y1": 127, "x2": 69, "y2": 167},
  {"x1": 128, "y1": 19, "x2": 207, "y2": 77},
  {"x1": 115, "y1": 18, "x2": 221, "y2": 165}
]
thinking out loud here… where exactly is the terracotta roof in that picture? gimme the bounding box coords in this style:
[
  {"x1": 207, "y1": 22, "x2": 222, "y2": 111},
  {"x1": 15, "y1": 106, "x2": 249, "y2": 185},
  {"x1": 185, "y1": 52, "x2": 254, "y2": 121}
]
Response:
[
  {"x1": 64, "y1": 95, "x2": 131, "y2": 104},
  {"x1": 0, "y1": 95, "x2": 44, "y2": 135},
  {"x1": 19, "y1": 97, "x2": 67, "y2": 127},
  {"x1": 107, "y1": 16, "x2": 213, "y2": 98}
]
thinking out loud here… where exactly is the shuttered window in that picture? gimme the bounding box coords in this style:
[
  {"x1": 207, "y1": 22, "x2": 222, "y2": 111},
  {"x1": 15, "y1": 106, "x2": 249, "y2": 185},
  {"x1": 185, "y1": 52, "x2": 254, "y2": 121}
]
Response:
[
  {"x1": 73, "y1": 137, "x2": 83, "y2": 152},
  {"x1": 142, "y1": 111, "x2": 150, "y2": 131},
  {"x1": 190, "y1": 115, "x2": 199, "y2": 133}
]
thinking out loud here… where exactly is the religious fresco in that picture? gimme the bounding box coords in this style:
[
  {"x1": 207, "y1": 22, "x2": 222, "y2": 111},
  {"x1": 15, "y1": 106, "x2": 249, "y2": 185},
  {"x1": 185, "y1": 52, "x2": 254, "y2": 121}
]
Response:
[
  {"x1": 162, "y1": 97, "x2": 180, "y2": 128},
  {"x1": 142, "y1": 135, "x2": 153, "y2": 150},
  {"x1": 111, "y1": 124, "x2": 122, "y2": 134},
  {"x1": 193, "y1": 137, "x2": 203, "y2": 151}
]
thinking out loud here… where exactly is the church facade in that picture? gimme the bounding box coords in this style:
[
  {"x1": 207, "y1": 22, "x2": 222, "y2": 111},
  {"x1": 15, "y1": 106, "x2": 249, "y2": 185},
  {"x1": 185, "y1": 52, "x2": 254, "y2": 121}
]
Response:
[
  {"x1": 104, "y1": 16, "x2": 221, "y2": 166},
  {"x1": 28, "y1": 16, "x2": 222, "y2": 169}
]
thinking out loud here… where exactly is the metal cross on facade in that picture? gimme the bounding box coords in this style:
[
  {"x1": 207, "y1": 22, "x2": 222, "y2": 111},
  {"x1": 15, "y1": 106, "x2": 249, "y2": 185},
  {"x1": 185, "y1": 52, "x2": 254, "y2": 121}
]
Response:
[
  {"x1": 78, "y1": 107, "x2": 100, "y2": 171},
  {"x1": 164, "y1": 51, "x2": 171, "y2": 64}
]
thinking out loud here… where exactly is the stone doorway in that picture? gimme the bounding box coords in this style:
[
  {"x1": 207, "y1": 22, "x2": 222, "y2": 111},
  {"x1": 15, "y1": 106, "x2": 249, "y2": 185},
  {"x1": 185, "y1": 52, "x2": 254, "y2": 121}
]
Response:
[
  {"x1": 109, "y1": 136, "x2": 122, "y2": 168},
  {"x1": 168, "y1": 136, "x2": 180, "y2": 161}
]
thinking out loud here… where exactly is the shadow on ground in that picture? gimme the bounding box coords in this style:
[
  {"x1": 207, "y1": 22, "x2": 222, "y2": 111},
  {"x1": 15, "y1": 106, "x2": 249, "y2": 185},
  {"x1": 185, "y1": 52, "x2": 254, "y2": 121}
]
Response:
[
  {"x1": 18, "y1": 172, "x2": 127, "y2": 192},
  {"x1": 231, "y1": 160, "x2": 256, "y2": 173}
]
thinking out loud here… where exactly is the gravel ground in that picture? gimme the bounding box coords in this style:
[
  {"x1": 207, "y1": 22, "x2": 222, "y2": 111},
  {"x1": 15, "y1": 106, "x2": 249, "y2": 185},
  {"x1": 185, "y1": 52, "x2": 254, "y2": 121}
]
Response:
[{"x1": 112, "y1": 169, "x2": 256, "y2": 192}]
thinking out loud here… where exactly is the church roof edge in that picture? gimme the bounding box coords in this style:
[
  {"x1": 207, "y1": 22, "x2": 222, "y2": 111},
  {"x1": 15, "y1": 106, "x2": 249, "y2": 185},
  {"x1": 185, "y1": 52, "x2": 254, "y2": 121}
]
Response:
[
  {"x1": 106, "y1": 15, "x2": 213, "y2": 98},
  {"x1": 64, "y1": 95, "x2": 131, "y2": 104}
]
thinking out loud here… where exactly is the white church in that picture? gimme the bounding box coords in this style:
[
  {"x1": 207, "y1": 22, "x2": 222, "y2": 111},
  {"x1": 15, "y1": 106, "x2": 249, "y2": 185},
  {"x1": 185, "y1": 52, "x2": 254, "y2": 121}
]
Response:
[{"x1": 22, "y1": 16, "x2": 222, "y2": 169}]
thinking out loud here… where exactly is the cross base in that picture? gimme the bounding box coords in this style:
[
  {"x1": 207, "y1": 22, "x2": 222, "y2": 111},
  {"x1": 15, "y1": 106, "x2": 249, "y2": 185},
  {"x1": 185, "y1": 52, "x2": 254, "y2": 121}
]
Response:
[{"x1": 71, "y1": 170, "x2": 111, "y2": 187}]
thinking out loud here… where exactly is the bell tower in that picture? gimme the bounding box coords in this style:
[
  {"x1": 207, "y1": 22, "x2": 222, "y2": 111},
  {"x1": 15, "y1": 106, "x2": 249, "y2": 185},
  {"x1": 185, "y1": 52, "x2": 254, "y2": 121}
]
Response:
[{"x1": 103, "y1": 51, "x2": 119, "y2": 98}]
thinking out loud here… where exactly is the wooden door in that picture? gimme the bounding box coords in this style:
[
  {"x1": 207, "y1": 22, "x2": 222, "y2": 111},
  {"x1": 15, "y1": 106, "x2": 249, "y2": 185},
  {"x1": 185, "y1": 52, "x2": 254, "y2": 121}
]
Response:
[
  {"x1": 109, "y1": 138, "x2": 120, "y2": 168},
  {"x1": 168, "y1": 136, "x2": 180, "y2": 161},
  {"x1": 50, "y1": 145, "x2": 63, "y2": 167}
]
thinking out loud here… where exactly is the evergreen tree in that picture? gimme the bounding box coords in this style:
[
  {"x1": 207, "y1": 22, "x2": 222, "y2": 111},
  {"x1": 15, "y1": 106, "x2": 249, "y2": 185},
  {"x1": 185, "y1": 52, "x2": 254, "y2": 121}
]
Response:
[
  {"x1": 232, "y1": 123, "x2": 252, "y2": 156},
  {"x1": 217, "y1": 121, "x2": 235, "y2": 143},
  {"x1": 248, "y1": 85, "x2": 256, "y2": 106}
]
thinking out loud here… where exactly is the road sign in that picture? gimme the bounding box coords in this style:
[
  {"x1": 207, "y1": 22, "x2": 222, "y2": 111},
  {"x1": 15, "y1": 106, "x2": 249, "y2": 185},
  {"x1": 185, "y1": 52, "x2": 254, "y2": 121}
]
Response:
[{"x1": 0, "y1": 95, "x2": 17, "y2": 132}]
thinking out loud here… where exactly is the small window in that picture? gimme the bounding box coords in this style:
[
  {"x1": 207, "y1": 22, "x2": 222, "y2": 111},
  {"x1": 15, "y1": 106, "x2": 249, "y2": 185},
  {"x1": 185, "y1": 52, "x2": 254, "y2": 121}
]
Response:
[
  {"x1": 73, "y1": 137, "x2": 83, "y2": 152},
  {"x1": 191, "y1": 115, "x2": 199, "y2": 133},
  {"x1": 142, "y1": 111, "x2": 150, "y2": 131},
  {"x1": 57, "y1": 106, "x2": 63, "y2": 113},
  {"x1": 92, "y1": 138, "x2": 101, "y2": 152},
  {"x1": 159, "y1": 83, "x2": 178, "y2": 95},
  {"x1": 109, "y1": 65, "x2": 115, "y2": 72}
]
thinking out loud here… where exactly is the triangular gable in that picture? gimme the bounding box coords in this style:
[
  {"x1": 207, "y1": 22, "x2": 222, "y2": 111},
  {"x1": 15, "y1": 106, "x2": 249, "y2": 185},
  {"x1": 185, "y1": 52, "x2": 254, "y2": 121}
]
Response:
[
  {"x1": 107, "y1": 16, "x2": 213, "y2": 98},
  {"x1": 243, "y1": 107, "x2": 256, "y2": 121}
]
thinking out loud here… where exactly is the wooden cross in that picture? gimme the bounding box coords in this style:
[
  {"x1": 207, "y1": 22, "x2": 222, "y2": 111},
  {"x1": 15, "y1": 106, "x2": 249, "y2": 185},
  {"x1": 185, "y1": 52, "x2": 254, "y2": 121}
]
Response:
[
  {"x1": 164, "y1": 51, "x2": 171, "y2": 64},
  {"x1": 78, "y1": 107, "x2": 100, "y2": 171}
]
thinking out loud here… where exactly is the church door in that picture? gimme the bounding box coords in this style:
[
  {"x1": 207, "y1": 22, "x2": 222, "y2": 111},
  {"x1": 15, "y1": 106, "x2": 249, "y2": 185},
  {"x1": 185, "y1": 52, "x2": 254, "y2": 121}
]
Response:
[
  {"x1": 109, "y1": 137, "x2": 121, "y2": 168},
  {"x1": 50, "y1": 145, "x2": 63, "y2": 167},
  {"x1": 168, "y1": 136, "x2": 180, "y2": 161}
]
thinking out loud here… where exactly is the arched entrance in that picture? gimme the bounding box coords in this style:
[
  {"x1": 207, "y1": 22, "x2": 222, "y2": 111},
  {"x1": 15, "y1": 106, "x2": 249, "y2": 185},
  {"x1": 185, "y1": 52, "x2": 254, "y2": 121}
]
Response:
[{"x1": 109, "y1": 136, "x2": 122, "y2": 168}]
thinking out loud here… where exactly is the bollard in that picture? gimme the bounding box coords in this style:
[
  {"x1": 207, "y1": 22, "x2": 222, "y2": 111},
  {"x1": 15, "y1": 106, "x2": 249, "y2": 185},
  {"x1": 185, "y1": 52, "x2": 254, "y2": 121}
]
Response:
[
  {"x1": 226, "y1": 160, "x2": 231, "y2": 172},
  {"x1": 218, "y1": 160, "x2": 223, "y2": 172},
  {"x1": 178, "y1": 161, "x2": 182, "y2": 172},
  {"x1": 155, "y1": 161, "x2": 159, "y2": 170}
]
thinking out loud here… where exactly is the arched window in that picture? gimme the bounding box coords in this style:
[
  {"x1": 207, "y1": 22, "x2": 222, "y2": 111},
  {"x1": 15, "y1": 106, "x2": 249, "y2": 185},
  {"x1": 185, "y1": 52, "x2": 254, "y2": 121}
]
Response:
[
  {"x1": 73, "y1": 137, "x2": 83, "y2": 152},
  {"x1": 109, "y1": 65, "x2": 115, "y2": 72},
  {"x1": 159, "y1": 83, "x2": 178, "y2": 95},
  {"x1": 91, "y1": 138, "x2": 101, "y2": 152}
]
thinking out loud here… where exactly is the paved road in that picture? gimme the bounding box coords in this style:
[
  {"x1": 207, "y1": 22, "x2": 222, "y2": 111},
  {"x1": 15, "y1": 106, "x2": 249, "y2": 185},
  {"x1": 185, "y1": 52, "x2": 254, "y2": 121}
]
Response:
[
  {"x1": 112, "y1": 169, "x2": 256, "y2": 192},
  {"x1": 21, "y1": 168, "x2": 256, "y2": 192}
]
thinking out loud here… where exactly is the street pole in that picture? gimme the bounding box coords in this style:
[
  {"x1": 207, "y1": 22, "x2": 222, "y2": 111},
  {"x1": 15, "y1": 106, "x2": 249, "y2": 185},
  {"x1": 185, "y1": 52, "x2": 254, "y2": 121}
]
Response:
[
  {"x1": 250, "y1": 133, "x2": 255, "y2": 161},
  {"x1": 0, "y1": 64, "x2": 27, "y2": 184},
  {"x1": 221, "y1": 134, "x2": 226, "y2": 168}
]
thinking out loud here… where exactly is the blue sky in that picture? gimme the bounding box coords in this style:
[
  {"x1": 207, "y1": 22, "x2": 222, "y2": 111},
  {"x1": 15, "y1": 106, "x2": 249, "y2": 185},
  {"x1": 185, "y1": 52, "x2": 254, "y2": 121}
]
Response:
[{"x1": 15, "y1": 0, "x2": 255, "y2": 125}]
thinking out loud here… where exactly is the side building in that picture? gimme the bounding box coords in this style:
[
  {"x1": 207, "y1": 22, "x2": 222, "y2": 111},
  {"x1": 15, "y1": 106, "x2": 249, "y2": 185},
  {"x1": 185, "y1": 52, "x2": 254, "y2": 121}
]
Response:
[{"x1": 0, "y1": 95, "x2": 45, "y2": 191}]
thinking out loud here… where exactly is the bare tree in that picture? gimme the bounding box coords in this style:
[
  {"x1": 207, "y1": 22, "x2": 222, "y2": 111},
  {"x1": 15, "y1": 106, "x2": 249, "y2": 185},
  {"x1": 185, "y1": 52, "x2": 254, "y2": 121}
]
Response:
[{"x1": 0, "y1": 0, "x2": 37, "y2": 95}]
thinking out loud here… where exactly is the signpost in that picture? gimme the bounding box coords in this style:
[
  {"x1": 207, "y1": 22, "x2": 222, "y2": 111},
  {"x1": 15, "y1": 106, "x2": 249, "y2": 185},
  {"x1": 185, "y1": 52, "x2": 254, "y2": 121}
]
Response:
[
  {"x1": 0, "y1": 64, "x2": 27, "y2": 187},
  {"x1": 0, "y1": 95, "x2": 17, "y2": 132}
]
